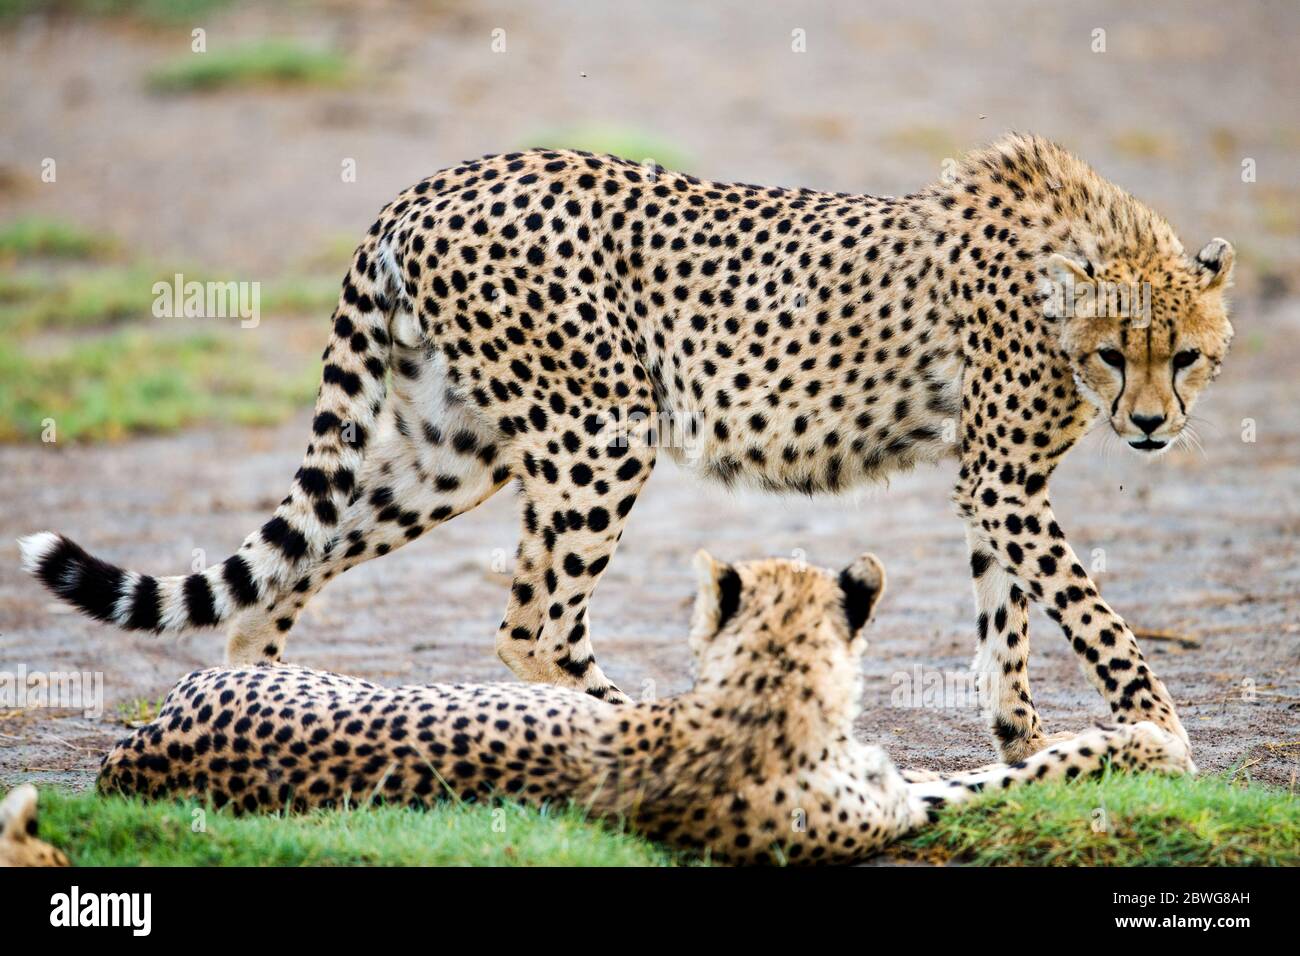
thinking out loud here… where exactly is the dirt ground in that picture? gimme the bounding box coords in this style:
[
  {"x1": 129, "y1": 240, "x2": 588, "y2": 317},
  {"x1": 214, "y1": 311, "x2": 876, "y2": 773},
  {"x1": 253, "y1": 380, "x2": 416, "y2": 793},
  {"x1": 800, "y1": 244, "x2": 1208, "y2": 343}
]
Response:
[{"x1": 1, "y1": 0, "x2": 1298, "y2": 790}]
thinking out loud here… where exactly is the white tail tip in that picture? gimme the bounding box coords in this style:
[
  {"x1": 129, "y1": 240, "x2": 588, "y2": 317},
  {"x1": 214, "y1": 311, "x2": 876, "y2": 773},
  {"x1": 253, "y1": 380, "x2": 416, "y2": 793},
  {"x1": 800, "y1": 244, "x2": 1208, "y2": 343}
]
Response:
[{"x1": 17, "y1": 532, "x2": 61, "y2": 575}]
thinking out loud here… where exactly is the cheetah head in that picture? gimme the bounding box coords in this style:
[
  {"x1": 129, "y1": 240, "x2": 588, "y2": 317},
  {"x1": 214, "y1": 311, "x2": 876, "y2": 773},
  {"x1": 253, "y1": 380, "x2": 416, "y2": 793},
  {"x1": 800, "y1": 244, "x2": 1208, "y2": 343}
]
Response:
[
  {"x1": 0, "y1": 785, "x2": 70, "y2": 868},
  {"x1": 688, "y1": 550, "x2": 885, "y2": 702},
  {"x1": 1049, "y1": 238, "x2": 1235, "y2": 456}
]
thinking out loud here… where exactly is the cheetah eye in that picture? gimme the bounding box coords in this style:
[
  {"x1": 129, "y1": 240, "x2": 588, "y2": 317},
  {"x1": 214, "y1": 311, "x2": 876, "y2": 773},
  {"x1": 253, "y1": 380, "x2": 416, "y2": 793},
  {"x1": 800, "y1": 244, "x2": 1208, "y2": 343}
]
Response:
[
  {"x1": 1173, "y1": 349, "x2": 1200, "y2": 370},
  {"x1": 1098, "y1": 349, "x2": 1125, "y2": 369}
]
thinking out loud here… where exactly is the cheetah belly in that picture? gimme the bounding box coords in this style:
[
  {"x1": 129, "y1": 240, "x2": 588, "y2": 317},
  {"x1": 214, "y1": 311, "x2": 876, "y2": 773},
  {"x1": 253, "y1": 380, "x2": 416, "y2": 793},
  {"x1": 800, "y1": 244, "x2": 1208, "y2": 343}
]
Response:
[{"x1": 660, "y1": 345, "x2": 963, "y2": 494}]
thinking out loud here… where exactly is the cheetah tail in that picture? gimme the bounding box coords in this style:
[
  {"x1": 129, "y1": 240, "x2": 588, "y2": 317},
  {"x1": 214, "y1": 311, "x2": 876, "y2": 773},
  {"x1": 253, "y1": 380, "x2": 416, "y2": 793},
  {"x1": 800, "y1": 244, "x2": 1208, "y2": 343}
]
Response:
[{"x1": 18, "y1": 239, "x2": 400, "y2": 634}]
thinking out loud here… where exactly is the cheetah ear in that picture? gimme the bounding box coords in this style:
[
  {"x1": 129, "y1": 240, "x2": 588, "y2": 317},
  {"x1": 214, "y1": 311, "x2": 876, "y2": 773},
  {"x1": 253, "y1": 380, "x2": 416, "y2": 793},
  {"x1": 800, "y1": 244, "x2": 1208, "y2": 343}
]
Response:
[
  {"x1": 0, "y1": 785, "x2": 39, "y2": 842},
  {"x1": 839, "y1": 553, "x2": 886, "y2": 635},
  {"x1": 1194, "y1": 238, "x2": 1234, "y2": 291},
  {"x1": 693, "y1": 550, "x2": 741, "y2": 632},
  {"x1": 1046, "y1": 252, "x2": 1092, "y2": 285}
]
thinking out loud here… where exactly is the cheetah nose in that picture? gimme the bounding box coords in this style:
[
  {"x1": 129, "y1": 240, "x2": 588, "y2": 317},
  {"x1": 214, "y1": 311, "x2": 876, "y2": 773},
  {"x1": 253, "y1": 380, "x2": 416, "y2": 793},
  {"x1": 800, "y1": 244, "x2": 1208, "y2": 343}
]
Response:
[{"x1": 1129, "y1": 413, "x2": 1166, "y2": 435}]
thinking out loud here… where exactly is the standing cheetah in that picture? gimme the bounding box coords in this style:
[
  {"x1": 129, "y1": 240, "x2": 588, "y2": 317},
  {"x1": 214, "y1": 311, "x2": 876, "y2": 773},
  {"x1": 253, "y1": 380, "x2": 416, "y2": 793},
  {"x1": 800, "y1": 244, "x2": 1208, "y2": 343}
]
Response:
[
  {"x1": 21, "y1": 133, "x2": 1234, "y2": 761},
  {"x1": 97, "y1": 553, "x2": 1192, "y2": 865}
]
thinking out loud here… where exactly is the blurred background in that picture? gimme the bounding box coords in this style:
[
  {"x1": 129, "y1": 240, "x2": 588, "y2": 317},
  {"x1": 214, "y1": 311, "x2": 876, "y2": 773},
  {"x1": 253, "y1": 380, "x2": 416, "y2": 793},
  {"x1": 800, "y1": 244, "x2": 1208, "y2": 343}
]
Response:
[{"x1": 1, "y1": 0, "x2": 1297, "y2": 789}]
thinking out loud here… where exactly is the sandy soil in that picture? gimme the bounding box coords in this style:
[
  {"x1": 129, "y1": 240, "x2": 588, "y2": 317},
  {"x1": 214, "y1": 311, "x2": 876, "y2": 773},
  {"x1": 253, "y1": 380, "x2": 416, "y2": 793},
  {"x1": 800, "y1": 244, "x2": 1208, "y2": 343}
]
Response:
[{"x1": 1, "y1": 0, "x2": 1297, "y2": 790}]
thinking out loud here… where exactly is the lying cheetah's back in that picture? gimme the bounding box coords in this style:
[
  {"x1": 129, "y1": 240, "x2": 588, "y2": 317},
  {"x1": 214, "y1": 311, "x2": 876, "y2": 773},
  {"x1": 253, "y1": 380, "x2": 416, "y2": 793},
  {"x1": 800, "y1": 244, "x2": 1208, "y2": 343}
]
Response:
[{"x1": 98, "y1": 665, "x2": 610, "y2": 813}]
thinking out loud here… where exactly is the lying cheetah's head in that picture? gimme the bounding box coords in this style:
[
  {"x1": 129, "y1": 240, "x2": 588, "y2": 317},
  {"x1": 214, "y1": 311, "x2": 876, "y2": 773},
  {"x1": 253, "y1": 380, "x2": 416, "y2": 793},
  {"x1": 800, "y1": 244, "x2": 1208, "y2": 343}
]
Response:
[
  {"x1": 688, "y1": 551, "x2": 885, "y2": 703},
  {"x1": 0, "y1": 785, "x2": 70, "y2": 868},
  {"x1": 1050, "y1": 237, "x2": 1235, "y2": 456}
]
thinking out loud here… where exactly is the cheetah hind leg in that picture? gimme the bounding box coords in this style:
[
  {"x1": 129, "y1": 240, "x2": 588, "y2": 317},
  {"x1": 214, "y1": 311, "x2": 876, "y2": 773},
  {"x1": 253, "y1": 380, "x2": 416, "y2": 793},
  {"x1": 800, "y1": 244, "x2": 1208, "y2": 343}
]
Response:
[
  {"x1": 899, "y1": 741, "x2": 1068, "y2": 784},
  {"x1": 904, "y1": 721, "x2": 1194, "y2": 826},
  {"x1": 225, "y1": 416, "x2": 510, "y2": 664},
  {"x1": 899, "y1": 762, "x2": 1006, "y2": 783},
  {"x1": 898, "y1": 768, "x2": 946, "y2": 784},
  {"x1": 494, "y1": 418, "x2": 658, "y2": 704}
]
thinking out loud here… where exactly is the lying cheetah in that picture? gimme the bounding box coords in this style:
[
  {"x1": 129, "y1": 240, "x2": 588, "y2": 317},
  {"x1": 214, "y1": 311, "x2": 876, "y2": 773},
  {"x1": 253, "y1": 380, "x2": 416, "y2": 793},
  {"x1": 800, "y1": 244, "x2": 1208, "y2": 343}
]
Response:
[
  {"x1": 98, "y1": 553, "x2": 1191, "y2": 865},
  {"x1": 22, "y1": 133, "x2": 1233, "y2": 761},
  {"x1": 0, "y1": 784, "x2": 69, "y2": 867}
]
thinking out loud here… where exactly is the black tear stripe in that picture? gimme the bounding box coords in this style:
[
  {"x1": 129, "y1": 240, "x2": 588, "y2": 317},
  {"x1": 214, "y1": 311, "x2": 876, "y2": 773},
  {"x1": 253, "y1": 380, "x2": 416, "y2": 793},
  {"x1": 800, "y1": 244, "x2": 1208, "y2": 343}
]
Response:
[
  {"x1": 221, "y1": 555, "x2": 260, "y2": 608},
  {"x1": 126, "y1": 575, "x2": 162, "y2": 631},
  {"x1": 1110, "y1": 366, "x2": 1125, "y2": 418},
  {"x1": 1171, "y1": 366, "x2": 1187, "y2": 416},
  {"x1": 37, "y1": 535, "x2": 124, "y2": 623},
  {"x1": 184, "y1": 573, "x2": 218, "y2": 627}
]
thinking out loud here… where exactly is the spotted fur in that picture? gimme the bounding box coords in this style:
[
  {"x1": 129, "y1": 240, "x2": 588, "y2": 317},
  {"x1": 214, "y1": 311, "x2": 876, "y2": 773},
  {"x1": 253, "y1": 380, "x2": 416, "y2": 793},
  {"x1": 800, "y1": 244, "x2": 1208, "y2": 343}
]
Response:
[
  {"x1": 23, "y1": 133, "x2": 1233, "y2": 760},
  {"x1": 97, "y1": 553, "x2": 1192, "y2": 865}
]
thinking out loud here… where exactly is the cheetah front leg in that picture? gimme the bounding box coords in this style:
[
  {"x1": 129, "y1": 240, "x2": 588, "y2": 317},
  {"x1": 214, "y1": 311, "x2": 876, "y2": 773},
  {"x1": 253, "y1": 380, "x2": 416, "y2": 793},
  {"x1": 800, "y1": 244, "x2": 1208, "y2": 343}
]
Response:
[
  {"x1": 905, "y1": 721, "x2": 1194, "y2": 824},
  {"x1": 966, "y1": 528, "x2": 1072, "y2": 762},
  {"x1": 960, "y1": 478, "x2": 1191, "y2": 756}
]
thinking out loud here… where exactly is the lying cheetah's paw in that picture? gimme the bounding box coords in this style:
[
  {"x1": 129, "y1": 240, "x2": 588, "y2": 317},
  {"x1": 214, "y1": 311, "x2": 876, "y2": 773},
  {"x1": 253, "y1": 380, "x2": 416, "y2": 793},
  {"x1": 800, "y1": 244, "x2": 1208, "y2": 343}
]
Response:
[
  {"x1": 1122, "y1": 721, "x2": 1196, "y2": 776},
  {"x1": 899, "y1": 767, "x2": 945, "y2": 783},
  {"x1": 1001, "y1": 729, "x2": 1077, "y2": 763}
]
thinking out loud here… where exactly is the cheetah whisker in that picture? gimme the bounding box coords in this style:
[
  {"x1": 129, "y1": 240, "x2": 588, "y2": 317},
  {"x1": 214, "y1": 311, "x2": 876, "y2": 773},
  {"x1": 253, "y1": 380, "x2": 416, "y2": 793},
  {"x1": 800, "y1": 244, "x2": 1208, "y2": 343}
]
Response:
[
  {"x1": 1185, "y1": 412, "x2": 1222, "y2": 437},
  {"x1": 1176, "y1": 425, "x2": 1207, "y2": 460}
]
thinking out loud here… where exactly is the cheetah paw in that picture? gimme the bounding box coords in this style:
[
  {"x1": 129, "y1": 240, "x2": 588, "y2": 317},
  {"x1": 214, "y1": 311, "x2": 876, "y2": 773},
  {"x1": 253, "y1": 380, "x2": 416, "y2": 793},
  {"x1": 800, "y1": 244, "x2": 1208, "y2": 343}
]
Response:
[
  {"x1": 1000, "y1": 730, "x2": 1076, "y2": 763},
  {"x1": 1123, "y1": 720, "x2": 1197, "y2": 776}
]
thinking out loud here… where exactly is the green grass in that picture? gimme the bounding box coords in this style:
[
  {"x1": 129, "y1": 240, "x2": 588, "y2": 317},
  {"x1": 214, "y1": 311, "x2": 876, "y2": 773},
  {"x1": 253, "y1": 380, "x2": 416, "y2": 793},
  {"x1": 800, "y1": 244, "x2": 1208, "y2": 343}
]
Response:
[
  {"x1": 0, "y1": 266, "x2": 158, "y2": 333},
  {"x1": 260, "y1": 273, "x2": 341, "y2": 315},
  {"x1": 114, "y1": 697, "x2": 164, "y2": 726},
  {"x1": 0, "y1": 265, "x2": 340, "y2": 334},
  {"x1": 0, "y1": 0, "x2": 232, "y2": 22},
  {"x1": 527, "y1": 123, "x2": 693, "y2": 171},
  {"x1": 897, "y1": 772, "x2": 1300, "y2": 866},
  {"x1": 0, "y1": 214, "x2": 341, "y2": 442},
  {"x1": 0, "y1": 218, "x2": 114, "y2": 260},
  {"x1": 147, "y1": 41, "x2": 348, "y2": 94},
  {"x1": 38, "y1": 790, "x2": 681, "y2": 867},
  {"x1": 29, "y1": 773, "x2": 1295, "y2": 867},
  {"x1": 0, "y1": 329, "x2": 316, "y2": 442}
]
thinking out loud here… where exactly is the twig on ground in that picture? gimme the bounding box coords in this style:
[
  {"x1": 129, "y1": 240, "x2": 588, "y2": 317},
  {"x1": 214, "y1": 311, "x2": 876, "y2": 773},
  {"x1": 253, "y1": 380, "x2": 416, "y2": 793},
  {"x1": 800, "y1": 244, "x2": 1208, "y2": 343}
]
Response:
[
  {"x1": 41, "y1": 732, "x2": 95, "y2": 753},
  {"x1": 1132, "y1": 628, "x2": 1201, "y2": 649},
  {"x1": 1263, "y1": 740, "x2": 1300, "y2": 753}
]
